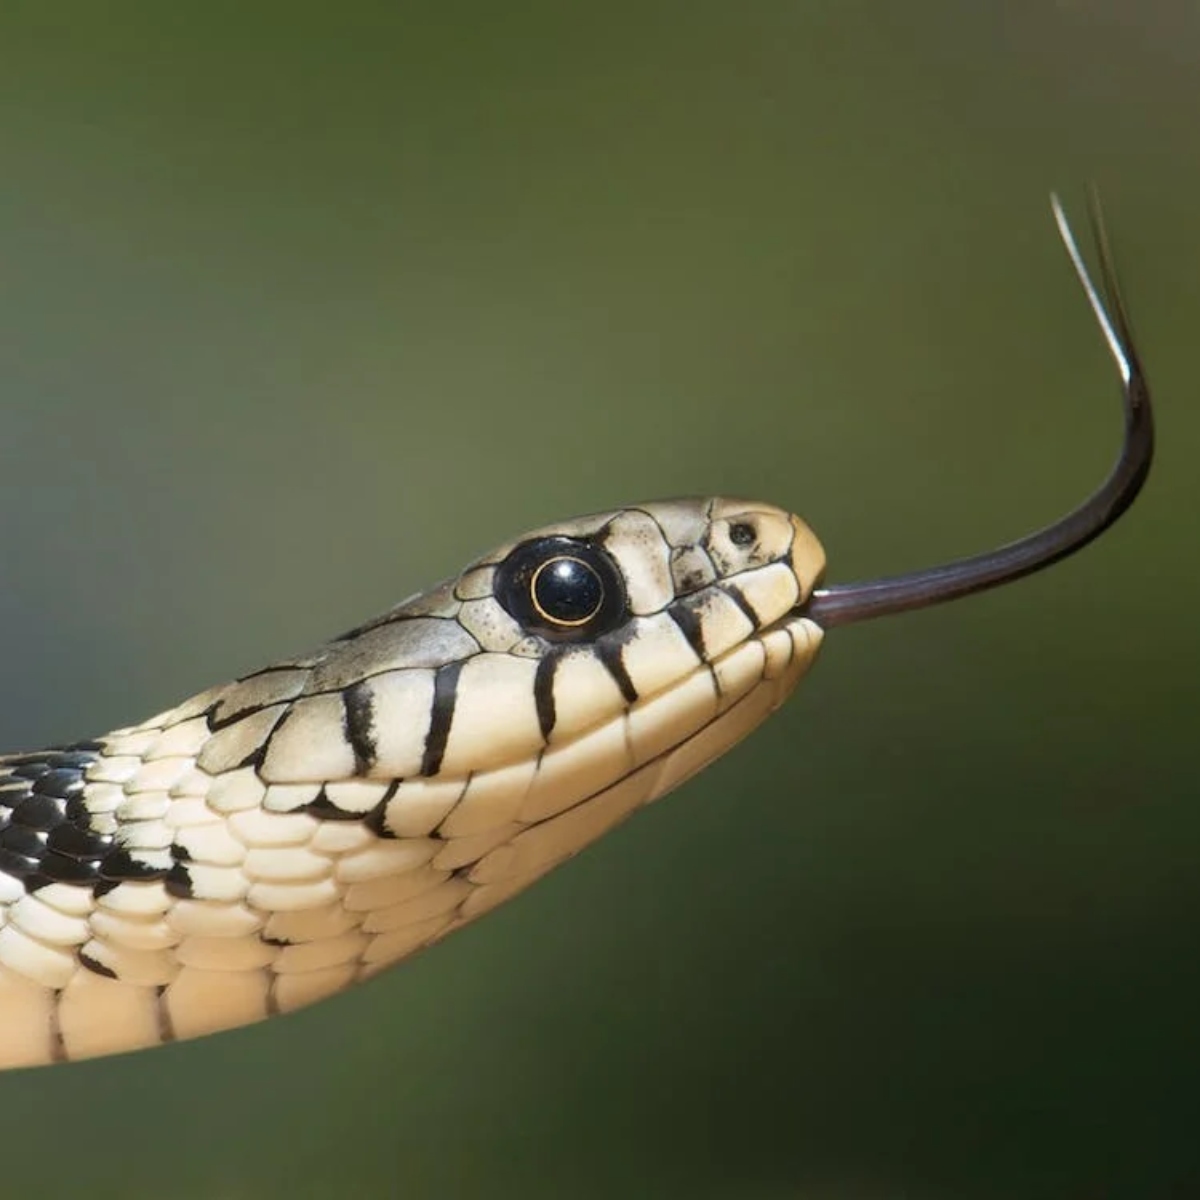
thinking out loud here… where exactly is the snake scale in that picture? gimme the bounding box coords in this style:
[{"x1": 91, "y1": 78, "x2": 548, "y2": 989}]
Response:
[{"x1": 0, "y1": 199, "x2": 1152, "y2": 1069}]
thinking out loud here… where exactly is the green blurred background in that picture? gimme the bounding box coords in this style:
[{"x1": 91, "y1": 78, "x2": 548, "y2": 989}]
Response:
[{"x1": 0, "y1": 4, "x2": 1195, "y2": 1198}]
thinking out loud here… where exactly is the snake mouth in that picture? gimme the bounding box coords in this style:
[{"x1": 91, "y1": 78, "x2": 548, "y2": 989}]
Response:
[
  {"x1": 773, "y1": 558, "x2": 827, "y2": 632},
  {"x1": 768, "y1": 573, "x2": 826, "y2": 635},
  {"x1": 777, "y1": 598, "x2": 826, "y2": 634},
  {"x1": 773, "y1": 605, "x2": 808, "y2": 631}
]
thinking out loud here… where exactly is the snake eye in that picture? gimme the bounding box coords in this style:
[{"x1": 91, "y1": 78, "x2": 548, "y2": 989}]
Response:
[
  {"x1": 531, "y1": 556, "x2": 603, "y2": 626},
  {"x1": 495, "y1": 536, "x2": 627, "y2": 641}
]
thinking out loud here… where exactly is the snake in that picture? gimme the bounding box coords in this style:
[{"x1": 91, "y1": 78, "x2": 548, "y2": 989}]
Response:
[{"x1": 0, "y1": 198, "x2": 1152, "y2": 1069}]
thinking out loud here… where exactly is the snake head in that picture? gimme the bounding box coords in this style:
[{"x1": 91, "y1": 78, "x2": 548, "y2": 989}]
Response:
[
  {"x1": 209, "y1": 499, "x2": 823, "y2": 834},
  {"x1": 406, "y1": 497, "x2": 828, "y2": 775}
]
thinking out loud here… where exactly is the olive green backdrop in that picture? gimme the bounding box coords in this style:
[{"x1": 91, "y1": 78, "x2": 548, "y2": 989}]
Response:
[{"x1": 0, "y1": 4, "x2": 1195, "y2": 1198}]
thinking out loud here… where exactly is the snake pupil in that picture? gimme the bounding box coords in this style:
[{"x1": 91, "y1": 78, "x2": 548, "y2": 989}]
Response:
[{"x1": 531, "y1": 556, "x2": 603, "y2": 626}]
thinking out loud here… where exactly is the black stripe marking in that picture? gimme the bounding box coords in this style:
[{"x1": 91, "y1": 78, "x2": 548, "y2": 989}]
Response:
[
  {"x1": 533, "y1": 653, "x2": 560, "y2": 740},
  {"x1": 421, "y1": 662, "x2": 463, "y2": 776},
  {"x1": 342, "y1": 681, "x2": 377, "y2": 775},
  {"x1": 668, "y1": 600, "x2": 707, "y2": 661},
  {"x1": 722, "y1": 582, "x2": 762, "y2": 629},
  {"x1": 365, "y1": 780, "x2": 402, "y2": 838},
  {"x1": 596, "y1": 640, "x2": 638, "y2": 704}
]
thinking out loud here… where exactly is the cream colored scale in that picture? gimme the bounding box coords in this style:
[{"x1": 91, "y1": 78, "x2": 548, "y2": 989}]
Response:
[{"x1": 0, "y1": 198, "x2": 1153, "y2": 1069}]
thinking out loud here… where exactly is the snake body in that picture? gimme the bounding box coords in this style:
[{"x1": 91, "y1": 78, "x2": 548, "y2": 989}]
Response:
[
  {"x1": 0, "y1": 498, "x2": 824, "y2": 1068},
  {"x1": 0, "y1": 200, "x2": 1152, "y2": 1070}
]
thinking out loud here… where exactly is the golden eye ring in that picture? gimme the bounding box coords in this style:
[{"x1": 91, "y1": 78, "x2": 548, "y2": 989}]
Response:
[{"x1": 529, "y1": 555, "x2": 604, "y2": 627}]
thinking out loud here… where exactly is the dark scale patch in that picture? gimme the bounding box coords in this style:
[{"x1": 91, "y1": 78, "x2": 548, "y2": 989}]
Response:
[
  {"x1": 40, "y1": 853, "x2": 101, "y2": 884},
  {"x1": 0, "y1": 747, "x2": 118, "y2": 892},
  {"x1": 421, "y1": 662, "x2": 463, "y2": 776},
  {"x1": 4, "y1": 825, "x2": 48, "y2": 858},
  {"x1": 98, "y1": 848, "x2": 169, "y2": 884},
  {"x1": 97, "y1": 843, "x2": 183, "y2": 891},
  {"x1": 48, "y1": 821, "x2": 114, "y2": 860},
  {"x1": 0, "y1": 846, "x2": 41, "y2": 881},
  {"x1": 13, "y1": 793, "x2": 68, "y2": 831},
  {"x1": 342, "y1": 681, "x2": 377, "y2": 775},
  {"x1": 307, "y1": 787, "x2": 368, "y2": 821},
  {"x1": 9, "y1": 762, "x2": 53, "y2": 781},
  {"x1": 32, "y1": 768, "x2": 85, "y2": 800},
  {"x1": 165, "y1": 862, "x2": 194, "y2": 899}
]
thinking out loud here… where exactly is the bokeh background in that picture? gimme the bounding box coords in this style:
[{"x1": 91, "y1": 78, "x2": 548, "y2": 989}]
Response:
[{"x1": 0, "y1": 4, "x2": 1196, "y2": 1198}]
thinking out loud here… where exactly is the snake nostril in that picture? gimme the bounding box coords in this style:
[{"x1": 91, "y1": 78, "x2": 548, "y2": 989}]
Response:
[{"x1": 729, "y1": 521, "x2": 756, "y2": 547}]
